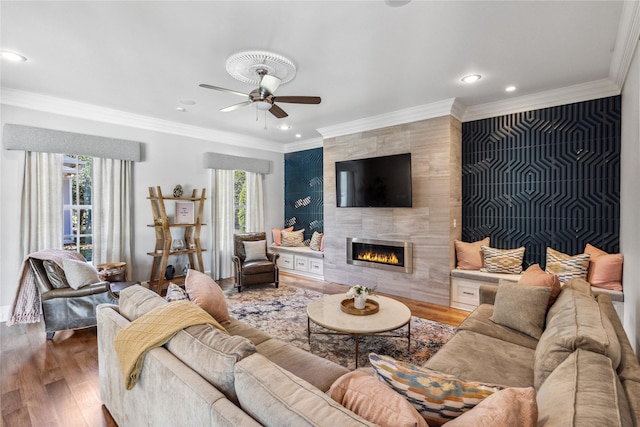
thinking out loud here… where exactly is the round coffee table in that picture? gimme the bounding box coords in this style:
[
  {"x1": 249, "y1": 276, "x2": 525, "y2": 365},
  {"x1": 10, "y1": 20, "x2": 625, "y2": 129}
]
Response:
[{"x1": 307, "y1": 293, "x2": 411, "y2": 367}]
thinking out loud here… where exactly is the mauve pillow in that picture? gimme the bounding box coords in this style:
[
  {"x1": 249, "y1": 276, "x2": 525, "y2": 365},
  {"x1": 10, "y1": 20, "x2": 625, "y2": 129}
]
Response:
[
  {"x1": 584, "y1": 243, "x2": 623, "y2": 291},
  {"x1": 518, "y1": 264, "x2": 561, "y2": 306},
  {"x1": 271, "y1": 226, "x2": 294, "y2": 246},
  {"x1": 445, "y1": 387, "x2": 537, "y2": 427},
  {"x1": 185, "y1": 269, "x2": 230, "y2": 324},
  {"x1": 329, "y1": 371, "x2": 428, "y2": 427},
  {"x1": 455, "y1": 237, "x2": 490, "y2": 270}
]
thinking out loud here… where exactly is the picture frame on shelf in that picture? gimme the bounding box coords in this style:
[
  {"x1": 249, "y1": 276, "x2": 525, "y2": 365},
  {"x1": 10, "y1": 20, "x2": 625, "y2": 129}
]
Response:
[{"x1": 174, "y1": 201, "x2": 195, "y2": 224}]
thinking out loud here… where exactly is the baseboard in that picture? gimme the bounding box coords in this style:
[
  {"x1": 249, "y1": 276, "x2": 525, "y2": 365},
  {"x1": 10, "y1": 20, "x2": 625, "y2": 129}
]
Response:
[{"x1": 0, "y1": 305, "x2": 11, "y2": 323}]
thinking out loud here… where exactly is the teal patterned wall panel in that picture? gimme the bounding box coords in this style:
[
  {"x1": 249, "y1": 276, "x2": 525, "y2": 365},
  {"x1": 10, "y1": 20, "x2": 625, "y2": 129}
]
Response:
[{"x1": 284, "y1": 148, "x2": 323, "y2": 243}]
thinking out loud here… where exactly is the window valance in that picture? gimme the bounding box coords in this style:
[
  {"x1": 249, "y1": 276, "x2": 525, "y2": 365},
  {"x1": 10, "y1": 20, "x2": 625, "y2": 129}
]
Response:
[
  {"x1": 3, "y1": 124, "x2": 142, "y2": 161},
  {"x1": 203, "y1": 152, "x2": 271, "y2": 174}
]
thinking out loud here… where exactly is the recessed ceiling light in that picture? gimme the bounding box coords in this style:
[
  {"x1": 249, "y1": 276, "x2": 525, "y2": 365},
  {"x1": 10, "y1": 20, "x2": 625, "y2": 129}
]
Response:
[
  {"x1": 278, "y1": 124, "x2": 291, "y2": 130},
  {"x1": 295, "y1": 134, "x2": 302, "y2": 138},
  {"x1": 180, "y1": 100, "x2": 196, "y2": 105},
  {"x1": 505, "y1": 86, "x2": 517, "y2": 92},
  {"x1": 461, "y1": 74, "x2": 481, "y2": 84},
  {"x1": 176, "y1": 107, "x2": 186, "y2": 112},
  {"x1": 1, "y1": 50, "x2": 27, "y2": 62}
]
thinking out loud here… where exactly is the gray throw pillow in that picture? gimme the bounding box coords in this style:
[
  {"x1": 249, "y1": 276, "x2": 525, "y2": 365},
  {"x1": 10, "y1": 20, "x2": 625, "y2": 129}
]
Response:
[
  {"x1": 243, "y1": 240, "x2": 268, "y2": 262},
  {"x1": 42, "y1": 260, "x2": 70, "y2": 289},
  {"x1": 490, "y1": 282, "x2": 551, "y2": 339},
  {"x1": 62, "y1": 258, "x2": 101, "y2": 289}
]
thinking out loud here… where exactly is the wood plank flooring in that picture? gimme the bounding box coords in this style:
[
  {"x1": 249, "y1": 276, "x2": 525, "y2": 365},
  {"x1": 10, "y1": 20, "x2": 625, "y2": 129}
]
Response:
[{"x1": 1, "y1": 273, "x2": 469, "y2": 426}]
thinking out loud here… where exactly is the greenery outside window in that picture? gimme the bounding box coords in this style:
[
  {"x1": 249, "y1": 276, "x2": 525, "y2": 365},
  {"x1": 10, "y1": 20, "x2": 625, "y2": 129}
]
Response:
[
  {"x1": 234, "y1": 170, "x2": 246, "y2": 233},
  {"x1": 63, "y1": 155, "x2": 93, "y2": 261}
]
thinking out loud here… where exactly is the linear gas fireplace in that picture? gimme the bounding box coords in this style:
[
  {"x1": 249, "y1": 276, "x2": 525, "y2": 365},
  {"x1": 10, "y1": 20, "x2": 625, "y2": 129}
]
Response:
[{"x1": 346, "y1": 237, "x2": 413, "y2": 273}]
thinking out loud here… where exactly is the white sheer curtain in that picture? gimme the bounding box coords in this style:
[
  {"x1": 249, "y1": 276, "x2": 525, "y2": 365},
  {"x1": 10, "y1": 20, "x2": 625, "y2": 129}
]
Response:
[
  {"x1": 92, "y1": 158, "x2": 133, "y2": 276},
  {"x1": 20, "y1": 151, "x2": 63, "y2": 257},
  {"x1": 210, "y1": 169, "x2": 235, "y2": 279},
  {"x1": 245, "y1": 171, "x2": 265, "y2": 232}
]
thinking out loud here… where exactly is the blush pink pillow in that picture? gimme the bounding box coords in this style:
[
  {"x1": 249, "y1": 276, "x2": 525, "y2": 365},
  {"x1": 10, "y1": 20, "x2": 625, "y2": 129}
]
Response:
[
  {"x1": 445, "y1": 387, "x2": 537, "y2": 427},
  {"x1": 185, "y1": 269, "x2": 230, "y2": 324},
  {"x1": 271, "y1": 226, "x2": 294, "y2": 246},
  {"x1": 455, "y1": 237, "x2": 490, "y2": 270},
  {"x1": 518, "y1": 264, "x2": 562, "y2": 306},
  {"x1": 584, "y1": 243, "x2": 623, "y2": 291},
  {"x1": 329, "y1": 371, "x2": 428, "y2": 427}
]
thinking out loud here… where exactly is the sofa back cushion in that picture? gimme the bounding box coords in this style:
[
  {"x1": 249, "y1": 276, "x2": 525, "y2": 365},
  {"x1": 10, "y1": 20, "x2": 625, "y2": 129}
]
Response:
[
  {"x1": 234, "y1": 353, "x2": 376, "y2": 427},
  {"x1": 119, "y1": 285, "x2": 167, "y2": 321},
  {"x1": 165, "y1": 323, "x2": 256, "y2": 404},
  {"x1": 534, "y1": 285, "x2": 621, "y2": 389},
  {"x1": 536, "y1": 349, "x2": 632, "y2": 427}
]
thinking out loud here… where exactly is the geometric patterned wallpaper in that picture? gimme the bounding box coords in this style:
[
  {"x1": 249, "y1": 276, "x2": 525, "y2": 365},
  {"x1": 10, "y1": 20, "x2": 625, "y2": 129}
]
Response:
[
  {"x1": 462, "y1": 96, "x2": 621, "y2": 269},
  {"x1": 284, "y1": 147, "x2": 324, "y2": 243}
]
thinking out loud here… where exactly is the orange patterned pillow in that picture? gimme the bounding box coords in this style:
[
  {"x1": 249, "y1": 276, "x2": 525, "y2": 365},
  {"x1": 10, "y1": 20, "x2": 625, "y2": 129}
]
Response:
[
  {"x1": 584, "y1": 244, "x2": 623, "y2": 291},
  {"x1": 455, "y1": 238, "x2": 490, "y2": 270}
]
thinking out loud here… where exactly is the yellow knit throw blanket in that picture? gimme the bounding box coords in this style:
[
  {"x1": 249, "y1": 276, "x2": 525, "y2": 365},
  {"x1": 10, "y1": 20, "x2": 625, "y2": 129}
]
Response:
[{"x1": 114, "y1": 301, "x2": 227, "y2": 390}]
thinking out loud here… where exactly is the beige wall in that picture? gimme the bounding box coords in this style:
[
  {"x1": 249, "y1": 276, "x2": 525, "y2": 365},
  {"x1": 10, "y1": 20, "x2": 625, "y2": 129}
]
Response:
[{"x1": 323, "y1": 115, "x2": 461, "y2": 306}]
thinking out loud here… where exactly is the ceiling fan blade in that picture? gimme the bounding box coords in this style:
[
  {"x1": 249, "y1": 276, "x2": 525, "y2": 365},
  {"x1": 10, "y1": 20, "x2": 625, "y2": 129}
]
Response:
[
  {"x1": 220, "y1": 101, "x2": 251, "y2": 112},
  {"x1": 269, "y1": 104, "x2": 288, "y2": 119},
  {"x1": 260, "y1": 75, "x2": 281, "y2": 95},
  {"x1": 273, "y1": 96, "x2": 321, "y2": 104},
  {"x1": 199, "y1": 84, "x2": 248, "y2": 98}
]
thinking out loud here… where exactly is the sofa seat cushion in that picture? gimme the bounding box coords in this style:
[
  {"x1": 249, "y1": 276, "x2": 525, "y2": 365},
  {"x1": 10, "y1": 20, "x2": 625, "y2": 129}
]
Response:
[
  {"x1": 234, "y1": 353, "x2": 376, "y2": 427},
  {"x1": 224, "y1": 318, "x2": 271, "y2": 346},
  {"x1": 458, "y1": 304, "x2": 539, "y2": 350},
  {"x1": 165, "y1": 323, "x2": 256, "y2": 404},
  {"x1": 534, "y1": 284, "x2": 621, "y2": 389},
  {"x1": 425, "y1": 330, "x2": 534, "y2": 387},
  {"x1": 256, "y1": 338, "x2": 349, "y2": 392},
  {"x1": 241, "y1": 260, "x2": 276, "y2": 275},
  {"x1": 536, "y1": 349, "x2": 632, "y2": 427}
]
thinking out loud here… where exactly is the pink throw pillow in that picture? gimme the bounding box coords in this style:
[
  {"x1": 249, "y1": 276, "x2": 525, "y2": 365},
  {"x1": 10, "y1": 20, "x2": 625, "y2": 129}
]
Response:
[
  {"x1": 445, "y1": 387, "x2": 537, "y2": 427},
  {"x1": 518, "y1": 264, "x2": 562, "y2": 306},
  {"x1": 185, "y1": 269, "x2": 230, "y2": 324},
  {"x1": 271, "y1": 226, "x2": 294, "y2": 246},
  {"x1": 584, "y1": 243, "x2": 623, "y2": 291},
  {"x1": 455, "y1": 237, "x2": 490, "y2": 270}
]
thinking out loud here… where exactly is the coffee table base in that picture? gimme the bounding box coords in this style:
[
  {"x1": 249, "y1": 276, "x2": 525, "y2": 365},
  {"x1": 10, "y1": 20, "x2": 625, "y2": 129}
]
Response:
[{"x1": 307, "y1": 317, "x2": 411, "y2": 368}]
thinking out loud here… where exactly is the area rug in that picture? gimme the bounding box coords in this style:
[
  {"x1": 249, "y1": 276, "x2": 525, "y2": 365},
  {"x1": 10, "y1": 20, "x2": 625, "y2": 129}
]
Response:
[{"x1": 225, "y1": 284, "x2": 456, "y2": 370}]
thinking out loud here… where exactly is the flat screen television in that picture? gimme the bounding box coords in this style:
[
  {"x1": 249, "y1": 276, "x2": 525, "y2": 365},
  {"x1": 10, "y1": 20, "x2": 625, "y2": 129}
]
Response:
[{"x1": 335, "y1": 153, "x2": 412, "y2": 208}]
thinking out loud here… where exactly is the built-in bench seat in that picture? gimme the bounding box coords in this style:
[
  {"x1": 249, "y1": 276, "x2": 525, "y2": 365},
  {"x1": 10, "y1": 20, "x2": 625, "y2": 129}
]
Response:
[
  {"x1": 269, "y1": 245, "x2": 324, "y2": 279},
  {"x1": 450, "y1": 268, "x2": 624, "y2": 319}
]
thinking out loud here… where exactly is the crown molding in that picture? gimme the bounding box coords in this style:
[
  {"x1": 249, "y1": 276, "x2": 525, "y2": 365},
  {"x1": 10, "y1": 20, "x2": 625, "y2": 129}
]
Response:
[
  {"x1": 461, "y1": 78, "x2": 620, "y2": 122},
  {"x1": 0, "y1": 87, "x2": 286, "y2": 153},
  {"x1": 283, "y1": 136, "x2": 323, "y2": 153},
  {"x1": 610, "y1": 0, "x2": 640, "y2": 89},
  {"x1": 317, "y1": 98, "x2": 459, "y2": 139}
]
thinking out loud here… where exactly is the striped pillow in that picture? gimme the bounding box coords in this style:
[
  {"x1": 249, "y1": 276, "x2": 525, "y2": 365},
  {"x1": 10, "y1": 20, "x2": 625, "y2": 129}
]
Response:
[
  {"x1": 281, "y1": 229, "x2": 305, "y2": 247},
  {"x1": 309, "y1": 231, "x2": 323, "y2": 251},
  {"x1": 545, "y1": 247, "x2": 590, "y2": 285},
  {"x1": 165, "y1": 283, "x2": 188, "y2": 302},
  {"x1": 369, "y1": 353, "x2": 504, "y2": 426},
  {"x1": 480, "y1": 246, "x2": 525, "y2": 274}
]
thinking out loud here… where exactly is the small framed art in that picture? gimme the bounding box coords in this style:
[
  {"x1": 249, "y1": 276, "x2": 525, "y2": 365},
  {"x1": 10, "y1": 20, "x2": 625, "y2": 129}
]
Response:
[{"x1": 174, "y1": 201, "x2": 195, "y2": 224}]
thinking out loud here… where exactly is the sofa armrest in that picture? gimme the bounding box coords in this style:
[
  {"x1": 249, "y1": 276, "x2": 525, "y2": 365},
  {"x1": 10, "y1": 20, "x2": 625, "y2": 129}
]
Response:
[{"x1": 479, "y1": 285, "x2": 498, "y2": 305}]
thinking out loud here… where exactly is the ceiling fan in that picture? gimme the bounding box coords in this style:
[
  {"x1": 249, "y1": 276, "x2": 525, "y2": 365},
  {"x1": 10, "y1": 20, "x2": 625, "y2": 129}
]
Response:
[{"x1": 200, "y1": 69, "x2": 321, "y2": 119}]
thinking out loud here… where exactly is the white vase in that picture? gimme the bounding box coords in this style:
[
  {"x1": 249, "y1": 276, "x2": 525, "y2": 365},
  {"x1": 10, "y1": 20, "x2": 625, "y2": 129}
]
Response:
[{"x1": 354, "y1": 294, "x2": 367, "y2": 309}]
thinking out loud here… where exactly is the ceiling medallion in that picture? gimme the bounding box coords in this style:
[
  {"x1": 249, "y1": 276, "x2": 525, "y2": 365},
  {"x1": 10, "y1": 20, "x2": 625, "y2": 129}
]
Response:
[{"x1": 225, "y1": 50, "x2": 297, "y2": 85}]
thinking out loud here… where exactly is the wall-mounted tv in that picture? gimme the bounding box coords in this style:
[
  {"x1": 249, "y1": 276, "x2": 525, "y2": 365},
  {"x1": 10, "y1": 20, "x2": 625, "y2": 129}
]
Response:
[{"x1": 335, "y1": 153, "x2": 412, "y2": 208}]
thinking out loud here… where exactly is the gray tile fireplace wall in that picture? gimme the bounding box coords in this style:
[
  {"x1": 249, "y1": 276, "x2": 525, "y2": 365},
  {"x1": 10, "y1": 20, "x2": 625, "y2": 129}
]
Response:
[
  {"x1": 462, "y1": 95, "x2": 621, "y2": 268},
  {"x1": 323, "y1": 116, "x2": 462, "y2": 306}
]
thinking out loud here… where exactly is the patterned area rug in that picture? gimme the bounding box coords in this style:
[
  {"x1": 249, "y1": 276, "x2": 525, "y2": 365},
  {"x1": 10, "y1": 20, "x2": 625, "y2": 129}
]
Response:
[{"x1": 225, "y1": 284, "x2": 456, "y2": 370}]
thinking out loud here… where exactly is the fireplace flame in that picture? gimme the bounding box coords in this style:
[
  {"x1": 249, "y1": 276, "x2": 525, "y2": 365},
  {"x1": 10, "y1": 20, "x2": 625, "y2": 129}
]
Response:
[{"x1": 357, "y1": 251, "x2": 400, "y2": 265}]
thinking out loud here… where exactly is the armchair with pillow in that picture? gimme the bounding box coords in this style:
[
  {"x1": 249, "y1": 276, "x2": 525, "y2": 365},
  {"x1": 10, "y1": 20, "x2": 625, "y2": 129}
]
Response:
[{"x1": 232, "y1": 232, "x2": 279, "y2": 292}]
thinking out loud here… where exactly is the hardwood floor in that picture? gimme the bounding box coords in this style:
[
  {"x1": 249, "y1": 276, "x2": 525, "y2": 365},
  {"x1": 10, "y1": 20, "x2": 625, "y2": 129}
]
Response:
[{"x1": 1, "y1": 273, "x2": 468, "y2": 426}]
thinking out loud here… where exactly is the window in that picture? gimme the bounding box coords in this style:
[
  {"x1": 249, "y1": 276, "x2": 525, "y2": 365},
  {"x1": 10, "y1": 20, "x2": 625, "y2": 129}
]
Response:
[
  {"x1": 62, "y1": 155, "x2": 93, "y2": 261},
  {"x1": 234, "y1": 170, "x2": 246, "y2": 233}
]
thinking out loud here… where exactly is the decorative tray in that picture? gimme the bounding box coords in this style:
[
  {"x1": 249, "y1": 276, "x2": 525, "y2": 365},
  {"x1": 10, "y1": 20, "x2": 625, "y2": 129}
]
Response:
[{"x1": 340, "y1": 298, "x2": 379, "y2": 316}]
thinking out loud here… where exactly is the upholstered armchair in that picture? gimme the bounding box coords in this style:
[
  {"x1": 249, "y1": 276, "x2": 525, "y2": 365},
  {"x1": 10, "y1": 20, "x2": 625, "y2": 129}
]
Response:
[
  {"x1": 232, "y1": 232, "x2": 279, "y2": 292},
  {"x1": 28, "y1": 257, "x2": 116, "y2": 339}
]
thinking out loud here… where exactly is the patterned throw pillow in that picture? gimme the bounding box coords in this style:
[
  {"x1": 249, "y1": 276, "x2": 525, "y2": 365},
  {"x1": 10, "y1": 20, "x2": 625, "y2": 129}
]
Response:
[
  {"x1": 165, "y1": 282, "x2": 188, "y2": 302},
  {"x1": 480, "y1": 246, "x2": 525, "y2": 274},
  {"x1": 309, "y1": 231, "x2": 324, "y2": 251},
  {"x1": 545, "y1": 247, "x2": 590, "y2": 285},
  {"x1": 281, "y1": 229, "x2": 305, "y2": 247},
  {"x1": 369, "y1": 353, "x2": 504, "y2": 426}
]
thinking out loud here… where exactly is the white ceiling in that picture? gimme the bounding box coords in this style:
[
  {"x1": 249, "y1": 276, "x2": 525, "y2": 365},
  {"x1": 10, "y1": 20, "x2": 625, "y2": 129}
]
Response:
[{"x1": 0, "y1": 1, "x2": 636, "y2": 151}]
